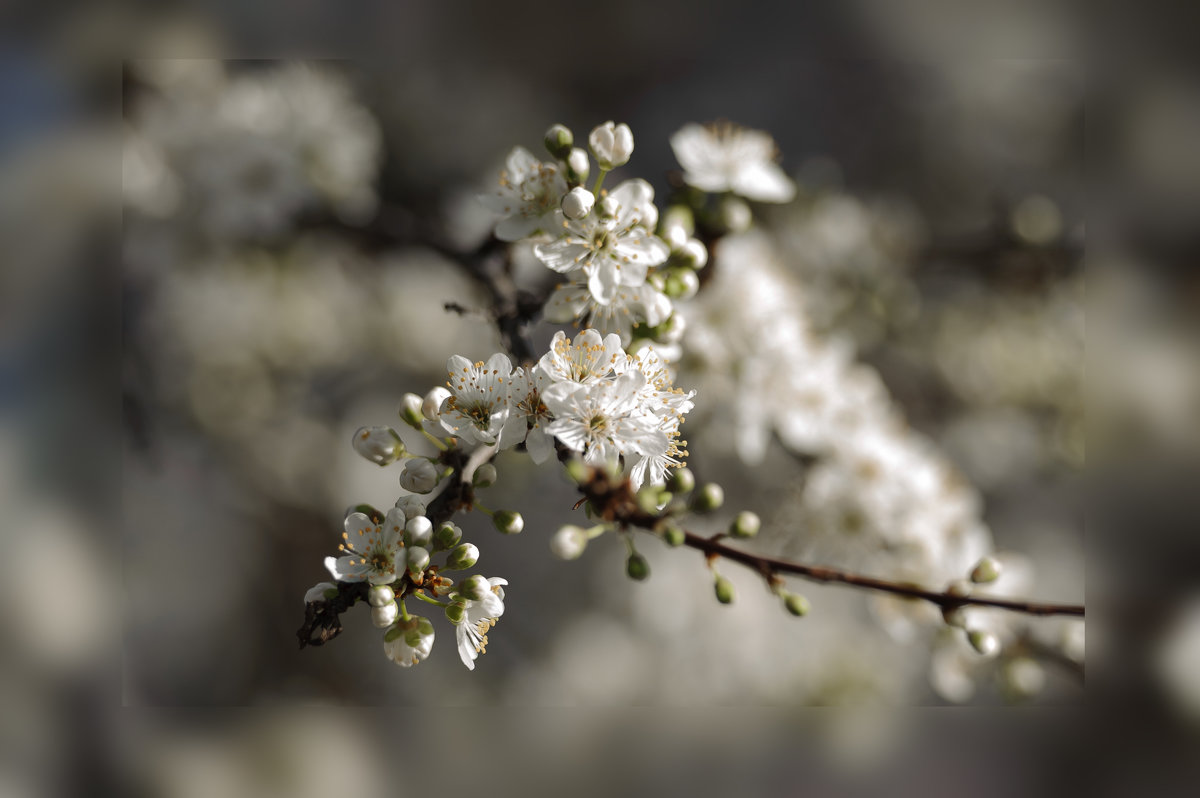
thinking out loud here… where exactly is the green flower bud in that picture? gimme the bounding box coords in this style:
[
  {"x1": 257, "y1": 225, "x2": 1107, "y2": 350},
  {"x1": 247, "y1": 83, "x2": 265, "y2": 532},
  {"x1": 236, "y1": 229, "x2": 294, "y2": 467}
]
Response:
[
  {"x1": 444, "y1": 602, "x2": 466, "y2": 625},
  {"x1": 730, "y1": 511, "x2": 761, "y2": 538},
  {"x1": 368, "y1": 585, "x2": 395, "y2": 608},
  {"x1": 661, "y1": 522, "x2": 686, "y2": 547},
  {"x1": 637, "y1": 484, "x2": 664, "y2": 515},
  {"x1": 472, "y1": 463, "x2": 498, "y2": 488},
  {"x1": 783, "y1": 592, "x2": 810, "y2": 617},
  {"x1": 970, "y1": 556, "x2": 1002, "y2": 585},
  {"x1": 662, "y1": 268, "x2": 700, "y2": 301},
  {"x1": 666, "y1": 467, "x2": 695, "y2": 494},
  {"x1": 714, "y1": 575, "x2": 736, "y2": 605},
  {"x1": 459, "y1": 574, "x2": 490, "y2": 601},
  {"x1": 544, "y1": 123, "x2": 574, "y2": 160},
  {"x1": 444, "y1": 542, "x2": 479, "y2": 571},
  {"x1": 946, "y1": 580, "x2": 972, "y2": 598},
  {"x1": 690, "y1": 483, "x2": 725, "y2": 513},
  {"x1": 493, "y1": 510, "x2": 524, "y2": 535},
  {"x1": 967, "y1": 629, "x2": 1000, "y2": 657},
  {"x1": 566, "y1": 147, "x2": 590, "y2": 185},
  {"x1": 406, "y1": 546, "x2": 430, "y2": 574},
  {"x1": 404, "y1": 516, "x2": 433, "y2": 548},
  {"x1": 676, "y1": 238, "x2": 708, "y2": 270},
  {"x1": 434, "y1": 521, "x2": 462, "y2": 551},
  {"x1": 398, "y1": 393, "x2": 425, "y2": 429},
  {"x1": 942, "y1": 606, "x2": 968, "y2": 629},
  {"x1": 550, "y1": 525, "x2": 588, "y2": 560},
  {"x1": 626, "y1": 553, "x2": 651, "y2": 581},
  {"x1": 564, "y1": 459, "x2": 591, "y2": 485}
]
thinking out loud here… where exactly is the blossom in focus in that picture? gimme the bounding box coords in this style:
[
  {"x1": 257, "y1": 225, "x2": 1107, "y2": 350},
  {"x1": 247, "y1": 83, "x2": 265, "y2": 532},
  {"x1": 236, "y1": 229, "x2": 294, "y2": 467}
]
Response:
[
  {"x1": 533, "y1": 179, "x2": 669, "y2": 304},
  {"x1": 670, "y1": 122, "x2": 796, "y2": 203},
  {"x1": 453, "y1": 577, "x2": 508, "y2": 670},
  {"x1": 439, "y1": 353, "x2": 515, "y2": 446},
  {"x1": 543, "y1": 277, "x2": 672, "y2": 346},
  {"x1": 500, "y1": 365, "x2": 555, "y2": 464},
  {"x1": 383, "y1": 616, "x2": 435, "y2": 668},
  {"x1": 324, "y1": 512, "x2": 403, "y2": 585},
  {"x1": 538, "y1": 329, "x2": 626, "y2": 385}
]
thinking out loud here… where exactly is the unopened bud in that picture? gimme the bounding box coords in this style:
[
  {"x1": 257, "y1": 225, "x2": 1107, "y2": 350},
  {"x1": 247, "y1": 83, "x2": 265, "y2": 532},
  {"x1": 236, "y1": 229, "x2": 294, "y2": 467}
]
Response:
[
  {"x1": 406, "y1": 546, "x2": 430, "y2": 574},
  {"x1": 422, "y1": 387, "x2": 451, "y2": 421},
  {"x1": 589, "y1": 121, "x2": 634, "y2": 170},
  {"x1": 626, "y1": 553, "x2": 651, "y2": 581},
  {"x1": 637, "y1": 484, "x2": 665, "y2": 514},
  {"x1": 404, "y1": 515, "x2": 433, "y2": 548},
  {"x1": 434, "y1": 521, "x2": 462, "y2": 550},
  {"x1": 661, "y1": 205, "x2": 694, "y2": 239},
  {"x1": 690, "y1": 483, "x2": 725, "y2": 513},
  {"x1": 967, "y1": 629, "x2": 1000, "y2": 657},
  {"x1": 564, "y1": 458, "x2": 591, "y2": 485},
  {"x1": 493, "y1": 510, "x2": 524, "y2": 535},
  {"x1": 550, "y1": 525, "x2": 588, "y2": 560},
  {"x1": 597, "y1": 194, "x2": 620, "y2": 219},
  {"x1": 352, "y1": 426, "x2": 406, "y2": 466},
  {"x1": 784, "y1": 592, "x2": 810, "y2": 617},
  {"x1": 544, "y1": 123, "x2": 574, "y2": 160},
  {"x1": 472, "y1": 463, "x2": 498, "y2": 488},
  {"x1": 970, "y1": 556, "x2": 1003, "y2": 585},
  {"x1": 720, "y1": 196, "x2": 752, "y2": 233},
  {"x1": 677, "y1": 238, "x2": 708, "y2": 270},
  {"x1": 393, "y1": 495, "x2": 426, "y2": 521},
  {"x1": 946, "y1": 580, "x2": 972, "y2": 598},
  {"x1": 371, "y1": 602, "x2": 399, "y2": 628},
  {"x1": 661, "y1": 522, "x2": 686, "y2": 547},
  {"x1": 459, "y1": 574, "x2": 491, "y2": 601},
  {"x1": 663, "y1": 268, "x2": 700, "y2": 301},
  {"x1": 714, "y1": 575, "x2": 736, "y2": 604},
  {"x1": 730, "y1": 511, "x2": 760, "y2": 538},
  {"x1": 1004, "y1": 657, "x2": 1046, "y2": 697},
  {"x1": 562, "y1": 186, "x2": 595, "y2": 220},
  {"x1": 653, "y1": 312, "x2": 687, "y2": 344},
  {"x1": 444, "y1": 542, "x2": 479, "y2": 571},
  {"x1": 942, "y1": 606, "x2": 968, "y2": 628},
  {"x1": 399, "y1": 458, "x2": 439, "y2": 494},
  {"x1": 368, "y1": 585, "x2": 396, "y2": 607},
  {"x1": 666, "y1": 467, "x2": 695, "y2": 494},
  {"x1": 444, "y1": 602, "x2": 466, "y2": 625},
  {"x1": 398, "y1": 393, "x2": 425, "y2": 428},
  {"x1": 566, "y1": 147, "x2": 590, "y2": 184}
]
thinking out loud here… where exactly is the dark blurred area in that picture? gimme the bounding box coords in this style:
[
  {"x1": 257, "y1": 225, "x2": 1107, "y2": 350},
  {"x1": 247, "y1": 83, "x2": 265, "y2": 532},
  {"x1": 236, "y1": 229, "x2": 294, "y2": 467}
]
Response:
[{"x1": 0, "y1": 0, "x2": 1198, "y2": 795}]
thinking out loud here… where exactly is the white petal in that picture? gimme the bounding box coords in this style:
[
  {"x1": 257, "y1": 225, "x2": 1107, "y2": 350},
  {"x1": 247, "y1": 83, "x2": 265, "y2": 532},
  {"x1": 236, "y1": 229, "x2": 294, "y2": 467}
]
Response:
[
  {"x1": 534, "y1": 236, "x2": 590, "y2": 274},
  {"x1": 494, "y1": 213, "x2": 543, "y2": 242},
  {"x1": 610, "y1": 178, "x2": 658, "y2": 230},
  {"x1": 505, "y1": 146, "x2": 538, "y2": 178},
  {"x1": 731, "y1": 161, "x2": 796, "y2": 203},
  {"x1": 587, "y1": 260, "x2": 620, "y2": 304}
]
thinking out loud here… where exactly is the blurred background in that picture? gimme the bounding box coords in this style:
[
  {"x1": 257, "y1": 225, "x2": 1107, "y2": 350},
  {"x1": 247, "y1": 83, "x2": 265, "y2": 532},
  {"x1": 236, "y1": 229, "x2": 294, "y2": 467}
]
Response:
[{"x1": 2, "y1": 0, "x2": 1200, "y2": 795}]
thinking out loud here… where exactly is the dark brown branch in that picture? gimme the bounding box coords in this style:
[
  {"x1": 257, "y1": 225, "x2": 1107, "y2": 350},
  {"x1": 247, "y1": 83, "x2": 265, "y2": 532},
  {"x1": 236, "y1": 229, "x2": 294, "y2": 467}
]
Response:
[{"x1": 566, "y1": 460, "x2": 1085, "y2": 619}]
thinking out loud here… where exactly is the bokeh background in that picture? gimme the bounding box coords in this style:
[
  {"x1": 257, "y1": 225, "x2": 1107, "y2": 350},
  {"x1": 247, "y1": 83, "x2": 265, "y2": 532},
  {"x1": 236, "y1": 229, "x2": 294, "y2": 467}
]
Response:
[{"x1": 2, "y1": 0, "x2": 1200, "y2": 795}]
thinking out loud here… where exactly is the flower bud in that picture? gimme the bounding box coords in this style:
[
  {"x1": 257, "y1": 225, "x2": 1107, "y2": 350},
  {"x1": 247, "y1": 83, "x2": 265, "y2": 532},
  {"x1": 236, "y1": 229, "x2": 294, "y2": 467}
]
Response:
[
  {"x1": 561, "y1": 186, "x2": 595, "y2": 220},
  {"x1": 434, "y1": 521, "x2": 462, "y2": 550},
  {"x1": 393, "y1": 495, "x2": 427, "y2": 521},
  {"x1": 371, "y1": 602, "x2": 399, "y2": 628},
  {"x1": 942, "y1": 606, "x2": 968, "y2": 629},
  {"x1": 637, "y1": 484, "x2": 665, "y2": 515},
  {"x1": 566, "y1": 147, "x2": 590, "y2": 184},
  {"x1": 399, "y1": 458, "x2": 439, "y2": 494},
  {"x1": 690, "y1": 483, "x2": 725, "y2": 513},
  {"x1": 405, "y1": 515, "x2": 433, "y2": 548},
  {"x1": 1004, "y1": 657, "x2": 1046, "y2": 697},
  {"x1": 550, "y1": 525, "x2": 588, "y2": 560},
  {"x1": 544, "y1": 123, "x2": 574, "y2": 159},
  {"x1": 677, "y1": 238, "x2": 708, "y2": 270},
  {"x1": 445, "y1": 601, "x2": 466, "y2": 625},
  {"x1": 588, "y1": 121, "x2": 634, "y2": 170},
  {"x1": 626, "y1": 552, "x2": 651, "y2": 581},
  {"x1": 714, "y1": 575, "x2": 736, "y2": 604},
  {"x1": 368, "y1": 584, "x2": 396, "y2": 607},
  {"x1": 784, "y1": 592, "x2": 810, "y2": 617},
  {"x1": 459, "y1": 574, "x2": 491, "y2": 601},
  {"x1": 304, "y1": 582, "x2": 338, "y2": 604},
  {"x1": 422, "y1": 387, "x2": 451, "y2": 421},
  {"x1": 661, "y1": 522, "x2": 686, "y2": 547},
  {"x1": 493, "y1": 510, "x2": 524, "y2": 535},
  {"x1": 398, "y1": 393, "x2": 425, "y2": 429},
  {"x1": 663, "y1": 268, "x2": 699, "y2": 301},
  {"x1": 970, "y1": 556, "x2": 1003, "y2": 585},
  {"x1": 352, "y1": 426, "x2": 406, "y2": 466},
  {"x1": 472, "y1": 463, "x2": 498, "y2": 488},
  {"x1": 661, "y1": 205, "x2": 694, "y2": 239},
  {"x1": 564, "y1": 459, "x2": 592, "y2": 485},
  {"x1": 597, "y1": 194, "x2": 620, "y2": 219},
  {"x1": 720, "y1": 196, "x2": 752, "y2": 233},
  {"x1": 967, "y1": 629, "x2": 1000, "y2": 657},
  {"x1": 406, "y1": 546, "x2": 430, "y2": 574},
  {"x1": 653, "y1": 312, "x2": 687, "y2": 344},
  {"x1": 730, "y1": 511, "x2": 761, "y2": 539},
  {"x1": 664, "y1": 224, "x2": 688, "y2": 251},
  {"x1": 445, "y1": 542, "x2": 479, "y2": 571},
  {"x1": 666, "y1": 467, "x2": 695, "y2": 494},
  {"x1": 946, "y1": 580, "x2": 972, "y2": 598}
]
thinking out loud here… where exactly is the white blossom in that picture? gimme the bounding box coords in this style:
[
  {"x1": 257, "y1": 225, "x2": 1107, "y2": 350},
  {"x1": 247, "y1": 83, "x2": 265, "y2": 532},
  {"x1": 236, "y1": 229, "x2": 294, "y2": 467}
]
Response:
[
  {"x1": 670, "y1": 122, "x2": 796, "y2": 202},
  {"x1": 500, "y1": 365, "x2": 555, "y2": 463},
  {"x1": 453, "y1": 577, "x2": 508, "y2": 670},
  {"x1": 543, "y1": 277, "x2": 672, "y2": 345},
  {"x1": 543, "y1": 369, "x2": 666, "y2": 476},
  {"x1": 478, "y1": 147, "x2": 568, "y2": 241},
  {"x1": 439, "y1": 353, "x2": 515, "y2": 445},
  {"x1": 384, "y1": 617, "x2": 435, "y2": 668},
  {"x1": 538, "y1": 329, "x2": 625, "y2": 385},
  {"x1": 324, "y1": 512, "x2": 403, "y2": 585},
  {"x1": 532, "y1": 179, "x2": 669, "y2": 304},
  {"x1": 304, "y1": 582, "x2": 337, "y2": 604}
]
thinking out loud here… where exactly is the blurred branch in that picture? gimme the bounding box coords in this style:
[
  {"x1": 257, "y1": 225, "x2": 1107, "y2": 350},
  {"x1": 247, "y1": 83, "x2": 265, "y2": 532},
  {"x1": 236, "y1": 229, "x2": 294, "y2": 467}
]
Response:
[{"x1": 567, "y1": 460, "x2": 1086, "y2": 619}]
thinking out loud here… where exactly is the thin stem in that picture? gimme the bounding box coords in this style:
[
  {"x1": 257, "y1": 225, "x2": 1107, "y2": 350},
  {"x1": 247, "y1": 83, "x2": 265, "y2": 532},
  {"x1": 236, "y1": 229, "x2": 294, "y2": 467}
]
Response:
[
  {"x1": 592, "y1": 168, "x2": 609, "y2": 197},
  {"x1": 412, "y1": 591, "x2": 450, "y2": 608},
  {"x1": 421, "y1": 429, "x2": 449, "y2": 451}
]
